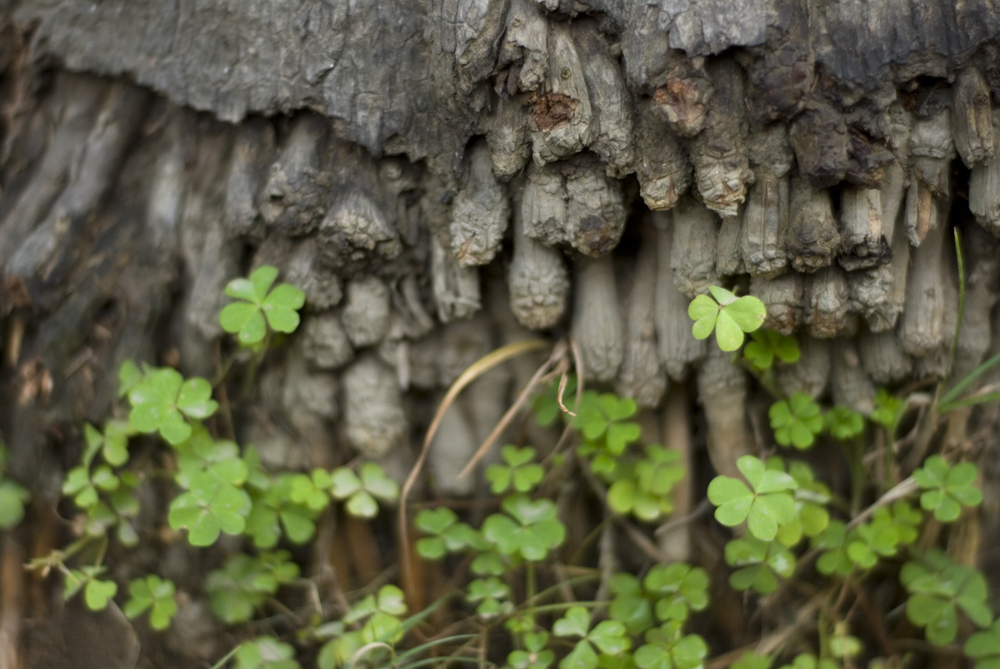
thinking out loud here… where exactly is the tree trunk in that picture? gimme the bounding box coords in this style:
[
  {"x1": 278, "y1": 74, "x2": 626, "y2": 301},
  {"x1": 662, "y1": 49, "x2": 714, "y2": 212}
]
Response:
[{"x1": 2, "y1": 0, "x2": 1000, "y2": 666}]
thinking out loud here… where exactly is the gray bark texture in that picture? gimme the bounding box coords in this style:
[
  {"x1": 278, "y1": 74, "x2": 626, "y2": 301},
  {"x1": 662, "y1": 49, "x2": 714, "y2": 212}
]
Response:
[{"x1": 5, "y1": 0, "x2": 1000, "y2": 665}]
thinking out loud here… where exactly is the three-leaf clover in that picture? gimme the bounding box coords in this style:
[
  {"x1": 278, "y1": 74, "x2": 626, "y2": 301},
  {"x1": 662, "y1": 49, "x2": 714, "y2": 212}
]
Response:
[
  {"x1": 608, "y1": 574, "x2": 655, "y2": 636},
  {"x1": 206, "y1": 551, "x2": 300, "y2": 624},
  {"x1": 768, "y1": 459, "x2": 831, "y2": 546},
  {"x1": 508, "y1": 632, "x2": 555, "y2": 669},
  {"x1": 128, "y1": 367, "x2": 218, "y2": 445},
  {"x1": 245, "y1": 474, "x2": 319, "y2": 548},
  {"x1": 573, "y1": 392, "x2": 642, "y2": 456},
  {"x1": 633, "y1": 621, "x2": 708, "y2": 669},
  {"x1": 724, "y1": 536, "x2": 795, "y2": 594},
  {"x1": 913, "y1": 456, "x2": 982, "y2": 522},
  {"x1": 220, "y1": 266, "x2": 306, "y2": 344},
  {"x1": 124, "y1": 575, "x2": 178, "y2": 630},
  {"x1": 769, "y1": 393, "x2": 823, "y2": 449},
  {"x1": 329, "y1": 463, "x2": 400, "y2": 519},
  {"x1": 707, "y1": 455, "x2": 797, "y2": 541},
  {"x1": 345, "y1": 584, "x2": 408, "y2": 644},
  {"x1": 414, "y1": 506, "x2": 483, "y2": 559},
  {"x1": 83, "y1": 420, "x2": 135, "y2": 468},
  {"x1": 744, "y1": 330, "x2": 800, "y2": 371},
  {"x1": 467, "y1": 577, "x2": 513, "y2": 617},
  {"x1": 643, "y1": 563, "x2": 710, "y2": 623},
  {"x1": 824, "y1": 406, "x2": 864, "y2": 441},
  {"x1": 486, "y1": 446, "x2": 545, "y2": 494},
  {"x1": 870, "y1": 389, "x2": 904, "y2": 432},
  {"x1": 62, "y1": 463, "x2": 119, "y2": 510},
  {"x1": 688, "y1": 286, "x2": 766, "y2": 352},
  {"x1": 902, "y1": 550, "x2": 993, "y2": 644},
  {"x1": 168, "y1": 474, "x2": 252, "y2": 546},
  {"x1": 482, "y1": 494, "x2": 566, "y2": 561},
  {"x1": 554, "y1": 605, "x2": 631, "y2": 669},
  {"x1": 63, "y1": 566, "x2": 118, "y2": 611},
  {"x1": 235, "y1": 637, "x2": 301, "y2": 669}
]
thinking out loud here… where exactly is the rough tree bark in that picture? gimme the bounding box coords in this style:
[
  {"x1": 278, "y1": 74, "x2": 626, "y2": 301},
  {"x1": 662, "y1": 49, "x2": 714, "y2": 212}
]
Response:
[{"x1": 3, "y1": 0, "x2": 1000, "y2": 666}]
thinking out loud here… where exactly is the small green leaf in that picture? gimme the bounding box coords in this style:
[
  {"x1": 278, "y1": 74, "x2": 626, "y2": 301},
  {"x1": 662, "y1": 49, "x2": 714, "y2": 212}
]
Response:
[{"x1": 124, "y1": 575, "x2": 178, "y2": 630}]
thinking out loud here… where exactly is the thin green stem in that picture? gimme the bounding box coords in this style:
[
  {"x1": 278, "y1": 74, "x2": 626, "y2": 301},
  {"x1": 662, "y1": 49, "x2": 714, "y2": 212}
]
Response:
[{"x1": 208, "y1": 645, "x2": 241, "y2": 669}]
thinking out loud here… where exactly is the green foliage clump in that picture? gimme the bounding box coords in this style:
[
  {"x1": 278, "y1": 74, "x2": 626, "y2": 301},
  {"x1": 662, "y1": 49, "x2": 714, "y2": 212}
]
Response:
[{"x1": 769, "y1": 393, "x2": 823, "y2": 449}]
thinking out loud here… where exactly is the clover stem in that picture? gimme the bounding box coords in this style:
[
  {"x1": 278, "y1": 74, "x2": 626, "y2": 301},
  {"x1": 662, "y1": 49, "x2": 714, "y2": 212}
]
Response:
[
  {"x1": 525, "y1": 562, "x2": 537, "y2": 616},
  {"x1": 92, "y1": 533, "x2": 109, "y2": 568},
  {"x1": 241, "y1": 329, "x2": 272, "y2": 397}
]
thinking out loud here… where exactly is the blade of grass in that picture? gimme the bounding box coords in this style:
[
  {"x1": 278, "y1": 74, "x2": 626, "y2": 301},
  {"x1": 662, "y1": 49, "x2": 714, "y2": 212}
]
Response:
[
  {"x1": 394, "y1": 635, "x2": 478, "y2": 664},
  {"x1": 940, "y1": 351, "x2": 1000, "y2": 406}
]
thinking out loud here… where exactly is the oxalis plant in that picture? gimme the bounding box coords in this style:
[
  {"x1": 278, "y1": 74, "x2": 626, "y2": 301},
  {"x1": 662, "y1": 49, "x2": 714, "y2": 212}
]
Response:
[{"x1": 8, "y1": 234, "x2": 1000, "y2": 669}]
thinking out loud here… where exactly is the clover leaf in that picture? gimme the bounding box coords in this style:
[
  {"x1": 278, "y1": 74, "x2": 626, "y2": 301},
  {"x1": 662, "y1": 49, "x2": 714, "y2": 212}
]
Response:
[
  {"x1": 345, "y1": 584, "x2": 408, "y2": 644},
  {"x1": 707, "y1": 455, "x2": 797, "y2": 541},
  {"x1": 124, "y1": 575, "x2": 178, "y2": 630},
  {"x1": 966, "y1": 620, "x2": 1000, "y2": 669},
  {"x1": 902, "y1": 550, "x2": 993, "y2": 644},
  {"x1": 573, "y1": 392, "x2": 642, "y2": 456},
  {"x1": 608, "y1": 573, "x2": 655, "y2": 636},
  {"x1": 127, "y1": 367, "x2": 218, "y2": 445},
  {"x1": 744, "y1": 330, "x2": 800, "y2": 371},
  {"x1": 235, "y1": 637, "x2": 300, "y2": 669},
  {"x1": 824, "y1": 406, "x2": 864, "y2": 442},
  {"x1": 206, "y1": 551, "x2": 300, "y2": 624},
  {"x1": 724, "y1": 536, "x2": 795, "y2": 594},
  {"x1": 168, "y1": 474, "x2": 251, "y2": 546},
  {"x1": 643, "y1": 563, "x2": 709, "y2": 623},
  {"x1": 83, "y1": 420, "x2": 135, "y2": 468},
  {"x1": 768, "y1": 459, "x2": 830, "y2": 546},
  {"x1": 63, "y1": 566, "x2": 118, "y2": 611},
  {"x1": 913, "y1": 456, "x2": 982, "y2": 522},
  {"x1": 634, "y1": 622, "x2": 708, "y2": 669},
  {"x1": 769, "y1": 393, "x2": 823, "y2": 449},
  {"x1": 779, "y1": 654, "x2": 838, "y2": 669},
  {"x1": 414, "y1": 506, "x2": 484, "y2": 559},
  {"x1": 174, "y1": 427, "x2": 246, "y2": 489},
  {"x1": 220, "y1": 266, "x2": 306, "y2": 344},
  {"x1": 689, "y1": 286, "x2": 766, "y2": 352},
  {"x1": 508, "y1": 632, "x2": 555, "y2": 669},
  {"x1": 486, "y1": 445, "x2": 545, "y2": 494},
  {"x1": 245, "y1": 474, "x2": 319, "y2": 548},
  {"x1": 62, "y1": 463, "x2": 120, "y2": 510},
  {"x1": 554, "y1": 606, "x2": 631, "y2": 669},
  {"x1": 482, "y1": 493, "x2": 566, "y2": 561},
  {"x1": 329, "y1": 462, "x2": 399, "y2": 519},
  {"x1": 467, "y1": 576, "x2": 513, "y2": 618}
]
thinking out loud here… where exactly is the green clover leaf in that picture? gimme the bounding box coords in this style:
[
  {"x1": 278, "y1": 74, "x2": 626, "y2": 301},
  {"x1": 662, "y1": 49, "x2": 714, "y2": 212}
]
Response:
[
  {"x1": 330, "y1": 463, "x2": 399, "y2": 519},
  {"x1": 732, "y1": 653, "x2": 772, "y2": 669},
  {"x1": 168, "y1": 476, "x2": 251, "y2": 546},
  {"x1": 643, "y1": 563, "x2": 709, "y2": 623},
  {"x1": 913, "y1": 456, "x2": 983, "y2": 522},
  {"x1": 744, "y1": 330, "x2": 800, "y2": 371},
  {"x1": 573, "y1": 392, "x2": 642, "y2": 455},
  {"x1": 467, "y1": 577, "x2": 513, "y2": 617},
  {"x1": 707, "y1": 455, "x2": 797, "y2": 541},
  {"x1": 220, "y1": 266, "x2": 306, "y2": 344},
  {"x1": 124, "y1": 575, "x2": 178, "y2": 630},
  {"x1": 634, "y1": 622, "x2": 708, "y2": 669},
  {"x1": 902, "y1": 550, "x2": 994, "y2": 644},
  {"x1": 966, "y1": 620, "x2": 1000, "y2": 669},
  {"x1": 117, "y1": 359, "x2": 144, "y2": 398},
  {"x1": 533, "y1": 376, "x2": 577, "y2": 427},
  {"x1": 62, "y1": 464, "x2": 119, "y2": 510},
  {"x1": 206, "y1": 551, "x2": 300, "y2": 624},
  {"x1": 778, "y1": 654, "x2": 839, "y2": 669},
  {"x1": 486, "y1": 445, "x2": 545, "y2": 494},
  {"x1": 508, "y1": 632, "x2": 555, "y2": 669},
  {"x1": 414, "y1": 506, "x2": 484, "y2": 559},
  {"x1": 127, "y1": 368, "x2": 218, "y2": 445},
  {"x1": 174, "y1": 426, "x2": 246, "y2": 489},
  {"x1": 608, "y1": 573, "x2": 655, "y2": 636},
  {"x1": 769, "y1": 393, "x2": 823, "y2": 449},
  {"x1": 482, "y1": 494, "x2": 566, "y2": 561},
  {"x1": 244, "y1": 474, "x2": 319, "y2": 548},
  {"x1": 83, "y1": 420, "x2": 135, "y2": 468},
  {"x1": 64, "y1": 566, "x2": 118, "y2": 611},
  {"x1": 688, "y1": 286, "x2": 766, "y2": 352},
  {"x1": 724, "y1": 536, "x2": 795, "y2": 594},
  {"x1": 235, "y1": 637, "x2": 300, "y2": 669},
  {"x1": 824, "y1": 406, "x2": 864, "y2": 442},
  {"x1": 768, "y1": 459, "x2": 831, "y2": 546},
  {"x1": 554, "y1": 606, "x2": 631, "y2": 669}
]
